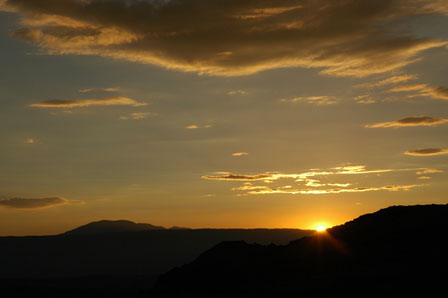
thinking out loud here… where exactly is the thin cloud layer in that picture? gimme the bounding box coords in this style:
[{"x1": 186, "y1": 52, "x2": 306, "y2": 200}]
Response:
[
  {"x1": 120, "y1": 112, "x2": 152, "y2": 120},
  {"x1": 0, "y1": 197, "x2": 68, "y2": 209},
  {"x1": 202, "y1": 165, "x2": 419, "y2": 196},
  {"x1": 405, "y1": 148, "x2": 448, "y2": 156},
  {"x1": 29, "y1": 96, "x2": 147, "y2": 108},
  {"x1": 416, "y1": 168, "x2": 444, "y2": 175},
  {"x1": 366, "y1": 116, "x2": 448, "y2": 128},
  {"x1": 235, "y1": 184, "x2": 420, "y2": 195},
  {"x1": 2, "y1": 0, "x2": 447, "y2": 76},
  {"x1": 356, "y1": 75, "x2": 418, "y2": 89},
  {"x1": 388, "y1": 84, "x2": 448, "y2": 100},
  {"x1": 202, "y1": 173, "x2": 273, "y2": 181},
  {"x1": 281, "y1": 96, "x2": 337, "y2": 105},
  {"x1": 79, "y1": 87, "x2": 120, "y2": 93}
]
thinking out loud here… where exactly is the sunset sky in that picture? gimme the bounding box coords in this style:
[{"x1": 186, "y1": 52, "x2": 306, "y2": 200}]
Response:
[{"x1": 1, "y1": 0, "x2": 447, "y2": 235}]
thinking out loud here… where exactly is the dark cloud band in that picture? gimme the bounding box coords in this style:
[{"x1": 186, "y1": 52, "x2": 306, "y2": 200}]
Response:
[
  {"x1": 2, "y1": 0, "x2": 447, "y2": 76},
  {"x1": 366, "y1": 116, "x2": 448, "y2": 128},
  {"x1": 405, "y1": 148, "x2": 448, "y2": 156}
]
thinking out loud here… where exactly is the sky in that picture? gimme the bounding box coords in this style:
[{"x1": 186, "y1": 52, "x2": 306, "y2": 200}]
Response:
[{"x1": 0, "y1": 0, "x2": 448, "y2": 235}]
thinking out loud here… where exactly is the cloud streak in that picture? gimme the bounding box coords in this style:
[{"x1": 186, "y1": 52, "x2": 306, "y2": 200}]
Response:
[
  {"x1": 2, "y1": 0, "x2": 447, "y2": 76},
  {"x1": 238, "y1": 184, "x2": 420, "y2": 195},
  {"x1": 356, "y1": 75, "x2": 418, "y2": 89},
  {"x1": 405, "y1": 148, "x2": 448, "y2": 156},
  {"x1": 388, "y1": 84, "x2": 448, "y2": 100},
  {"x1": 281, "y1": 96, "x2": 337, "y2": 105},
  {"x1": 120, "y1": 112, "x2": 153, "y2": 120},
  {"x1": 78, "y1": 87, "x2": 120, "y2": 93},
  {"x1": 203, "y1": 165, "x2": 424, "y2": 196},
  {"x1": 232, "y1": 152, "x2": 249, "y2": 157},
  {"x1": 0, "y1": 197, "x2": 68, "y2": 209},
  {"x1": 366, "y1": 116, "x2": 448, "y2": 128},
  {"x1": 29, "y1": 96, "x2": 147, "y2": 108}
]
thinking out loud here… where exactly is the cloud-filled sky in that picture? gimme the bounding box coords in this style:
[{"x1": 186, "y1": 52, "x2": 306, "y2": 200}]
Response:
[{"x1": 0, "y1": 0, "x2": 447, "y2": 235}]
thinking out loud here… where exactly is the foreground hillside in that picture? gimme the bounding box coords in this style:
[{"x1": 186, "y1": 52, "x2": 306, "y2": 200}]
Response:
[{"x1": 152, "y1": 204, "x2": 448, "y2": 297}]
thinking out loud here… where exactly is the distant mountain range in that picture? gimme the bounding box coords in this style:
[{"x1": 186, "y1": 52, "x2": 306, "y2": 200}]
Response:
[
  {"x1": 64, "y1": 220, "x2": 166, "y2": 235},
  {"x1": 0, "y1": 222, "x2": 313, "y2": 279},
  {"x1": 152, "y1": 204, "x2": 448, "y2": 297},
  {"x1": 63, "y1": 220, "x2": 193, "y2": 235}
]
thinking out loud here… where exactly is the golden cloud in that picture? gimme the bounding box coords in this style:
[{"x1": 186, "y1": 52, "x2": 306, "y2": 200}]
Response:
[
  {"x1": 29, "y1": 96, "x2": 147, "y2": 108},
  {"x1": 405, "y1": 148, "x2": 448, "y2": 156},
  {"x1": 388, "y1": 84, "x2": 448, "y2": 100},
  {"x1": 356, "y1": 75, "x2": 418, "y2": 89},
  {"x1": 204, "y1": 165, "x2": 423, "y2": 196},
  {"x1": 2, "y1": 0, "x2": 447, "y2": 76},
  {"x1": 0, "y1": 197, "x2": 68, "y2": 209},
  {"x1": 366, "y1": 116, "x2": 448, "y2": 128},
  {"x1": 235, "y1": 184, "x2": 420, "y2": 195},
  {"x1": 232, "y1": 152, "x2": 249, "y2": 157},
  {"x1": 416, "y1": 168, "x2": 444, "y2": 175}
]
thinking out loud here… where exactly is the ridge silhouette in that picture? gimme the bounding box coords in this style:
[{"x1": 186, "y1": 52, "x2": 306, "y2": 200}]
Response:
[
  {"x1": 0, "y1": 225, "x2": 312, "y2": 278},
  {"x1": 64, "y1": 220, "x2": 166, "y2": 235},
  {"x1": 152, "y1": 204, "x2": 448, "y2": 297}
]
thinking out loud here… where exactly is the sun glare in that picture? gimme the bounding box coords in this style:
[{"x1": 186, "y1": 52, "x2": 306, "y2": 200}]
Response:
[{"x1": 316, "y1": 226, "x2": 327, "y2": 232}]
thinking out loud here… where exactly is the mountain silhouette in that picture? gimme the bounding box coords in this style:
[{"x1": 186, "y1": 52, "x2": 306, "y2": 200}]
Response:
[
  {"x1": 0, "y1": 226, "x2": 312, "y2": 279},
  {"x1": 64, "y1": 220, "x2": 166, "y2": 235},
  {"x1": 152, "y1": 204, "x2": 448, "y2": 297}
]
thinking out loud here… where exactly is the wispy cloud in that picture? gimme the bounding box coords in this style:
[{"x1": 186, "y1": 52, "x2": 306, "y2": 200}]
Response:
[
  {"x1": 356, "y1": 75, "x2": 418, "y2": 89},
  {"x1": 0, "y1": 197, "x2": 68, "y2": 209},
  {"x1": 388, "y1": 84, "x2": 429, "y2": 93},
  {"x1": 2, "y1": 0, "x2": 447, "y2": 76},
  {"x1": 236, "y1": 184, "x2": 420, "y2": 195},
  {"x1": 366, "y1": 116, "x2": 448, "y2": 128},
  {"x1": 354, "y1": 95, "x2": 376, "y2": 104},
  {"x1": 120, "y1": 112, "x2": 153, "y2": 120},
  {"x1": 78, "y1": 87, "x2": 120, "y2": 93},
  {"x1": 203, "y1": 165, "x2": 423, "y2": 196},
  {"x1": 281, "y1": 96, "x2": 337, "y2": 105},
  {"x1": 416, "y1": 168, "x2": 444, "y2": 175},
  {"x1": 185, "y1": 124, "x2": 212, "y2": 129},
  {"x1": 29, "y1": 96, "x2": 147, "y2": 108},
  {"x1": 405, "y1": 148, "x2": 448, "y2": 156},
  {"x1": 202, "y1": 173, "x2": 273, "y2": 181},
  {"x1": 227, "y1": 90, "x2": 247, "y2": 96},
  {"x1": 203, "y1": 165, "x2": 393, "y2": 183},
  {"x1": 232, "y1": 152, "x2": 249, "y2": 157},
  {"x1": 388, "y1": 84, "x2": 448, "y2": 100}
]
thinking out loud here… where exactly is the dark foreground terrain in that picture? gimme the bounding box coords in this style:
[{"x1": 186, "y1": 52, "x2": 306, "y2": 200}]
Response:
[
  {"x1": 152, "y1": 204, "x2": 448, "y2": 297},
  {"x1": 2, "y1": 204, "x2": 448, "y2": 297},
  {"x1": 0, "y1": 224, "x2": 311, "y2": 297}
]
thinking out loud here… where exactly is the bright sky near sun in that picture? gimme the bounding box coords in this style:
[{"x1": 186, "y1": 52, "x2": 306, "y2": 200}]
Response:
[{"x1": 0, "y1": 0, "x2": 448, "y2": 235}]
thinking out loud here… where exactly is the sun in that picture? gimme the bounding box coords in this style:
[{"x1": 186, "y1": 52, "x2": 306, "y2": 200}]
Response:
[{"x1": 315, "y1": 226, "x2": 327, "y2": 232}]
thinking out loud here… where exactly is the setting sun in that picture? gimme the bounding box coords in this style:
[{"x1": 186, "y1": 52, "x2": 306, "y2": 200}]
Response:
[{"x1": 316, "y1": 226, "x2": 327, "y2": 232}]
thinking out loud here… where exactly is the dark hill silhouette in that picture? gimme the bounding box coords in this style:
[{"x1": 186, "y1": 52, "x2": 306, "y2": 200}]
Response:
[
  {"x1": 152, "y1": 204, "x2": 448, "y2": 297},
  {"x1": 64, "y1": 220, "x2": 165, "y2": 235},
  {"x1": 0, "y1": 226, "x2": 312, "y2": 279}
]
